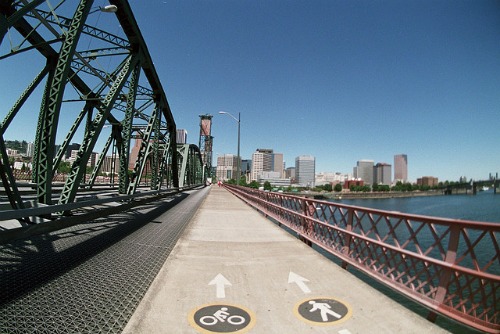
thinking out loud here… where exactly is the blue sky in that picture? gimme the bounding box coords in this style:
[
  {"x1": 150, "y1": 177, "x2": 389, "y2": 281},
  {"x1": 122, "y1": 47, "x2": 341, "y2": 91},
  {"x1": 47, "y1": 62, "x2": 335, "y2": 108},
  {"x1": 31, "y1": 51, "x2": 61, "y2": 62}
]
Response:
[{"x1": 1, "y1": 1, "x2": 499, "y2": 182}]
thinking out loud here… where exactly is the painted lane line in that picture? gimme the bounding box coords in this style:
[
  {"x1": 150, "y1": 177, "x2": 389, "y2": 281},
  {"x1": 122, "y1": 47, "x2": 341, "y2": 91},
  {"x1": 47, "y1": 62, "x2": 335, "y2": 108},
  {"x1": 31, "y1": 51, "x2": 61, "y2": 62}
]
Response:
[
  {"x1": 209, "y1": 273, "x2": 232, "y2": 299},
  {"x1": 288, "y1": 271, "x2": 311, "y2": 294}
]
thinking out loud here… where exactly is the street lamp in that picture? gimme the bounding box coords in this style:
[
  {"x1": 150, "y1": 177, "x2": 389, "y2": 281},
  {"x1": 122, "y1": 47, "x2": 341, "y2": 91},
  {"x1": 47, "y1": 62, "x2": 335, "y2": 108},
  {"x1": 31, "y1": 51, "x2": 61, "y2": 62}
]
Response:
[
  {"x1": 218, "y1": 111, "x2": 241, "y2": 185},
  {"x1": 90, "y1": 5, "x2": 118, "y2": 14}
]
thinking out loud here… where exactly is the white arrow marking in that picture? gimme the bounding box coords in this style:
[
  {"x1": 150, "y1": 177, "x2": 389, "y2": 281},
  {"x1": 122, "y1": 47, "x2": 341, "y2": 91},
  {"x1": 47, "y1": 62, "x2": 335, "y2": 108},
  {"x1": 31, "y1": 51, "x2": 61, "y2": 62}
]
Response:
[
  {"x1": 288, "y1": 271, "x2": 311, "y2": 294},
  {"x1": 209, "y1": 273, "x2": 232, "y2": 298}
]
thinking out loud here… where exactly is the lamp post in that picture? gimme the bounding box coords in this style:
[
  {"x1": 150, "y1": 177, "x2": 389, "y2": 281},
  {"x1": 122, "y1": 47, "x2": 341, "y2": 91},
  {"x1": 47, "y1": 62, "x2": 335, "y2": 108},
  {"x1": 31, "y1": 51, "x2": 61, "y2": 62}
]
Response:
[
  {"x1": 89, "y1": 5, "x2": 118, "y2": 14},
  {"x1": 218, "y1": 111, "x2": 240, "y2": 185}
]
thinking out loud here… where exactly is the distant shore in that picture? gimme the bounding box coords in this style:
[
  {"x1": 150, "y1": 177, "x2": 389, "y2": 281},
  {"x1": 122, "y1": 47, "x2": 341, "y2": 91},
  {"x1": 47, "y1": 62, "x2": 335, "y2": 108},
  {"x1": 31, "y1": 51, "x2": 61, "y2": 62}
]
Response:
[{"x1": 300, "y1": 190, "x2": 450, "y2": 200}]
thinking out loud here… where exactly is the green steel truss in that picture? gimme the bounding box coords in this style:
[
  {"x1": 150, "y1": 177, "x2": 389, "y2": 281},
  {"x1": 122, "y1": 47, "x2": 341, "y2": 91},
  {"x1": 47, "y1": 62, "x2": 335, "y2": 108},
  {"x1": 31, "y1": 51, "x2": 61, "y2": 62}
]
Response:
[{"x1": 0, "y1": 1, "x2": 206, "y2": 224}]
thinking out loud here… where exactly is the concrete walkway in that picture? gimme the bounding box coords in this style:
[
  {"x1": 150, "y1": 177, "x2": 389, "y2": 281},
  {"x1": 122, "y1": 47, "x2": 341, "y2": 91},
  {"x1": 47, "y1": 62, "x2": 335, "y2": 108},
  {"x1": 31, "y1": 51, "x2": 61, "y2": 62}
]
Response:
[{"x1": 123, "y1": 186, "x2": 450, "y2": 334}]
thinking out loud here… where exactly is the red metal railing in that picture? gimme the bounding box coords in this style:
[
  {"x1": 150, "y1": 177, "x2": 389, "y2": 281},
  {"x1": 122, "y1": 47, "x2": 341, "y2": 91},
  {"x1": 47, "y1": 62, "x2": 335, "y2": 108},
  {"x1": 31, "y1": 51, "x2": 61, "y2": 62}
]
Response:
[{"x1": 224, "y1": 185, "x2": 500, "y2": 334}]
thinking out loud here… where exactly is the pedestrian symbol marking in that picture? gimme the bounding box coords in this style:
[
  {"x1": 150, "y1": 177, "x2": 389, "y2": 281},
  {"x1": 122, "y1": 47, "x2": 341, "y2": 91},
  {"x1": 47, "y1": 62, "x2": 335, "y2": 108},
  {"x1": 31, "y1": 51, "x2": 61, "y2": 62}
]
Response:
[
  {"x1": 189, "y1": 303, "x2": 256, "y2": 333},
  {"x1": 294, "y1": 297, "x2": 352, "y2": 326}
]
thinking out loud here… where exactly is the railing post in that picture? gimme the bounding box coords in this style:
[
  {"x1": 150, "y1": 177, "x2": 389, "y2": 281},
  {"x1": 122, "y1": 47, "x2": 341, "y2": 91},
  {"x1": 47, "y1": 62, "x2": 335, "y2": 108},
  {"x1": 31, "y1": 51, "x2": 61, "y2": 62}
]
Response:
[
  {"x1": 298, "y1": 199, "x2": 312, "y2": 247},
  {"x1": 342, "y1": 208, "x2": 354, "y2": 270},
  {"x1": 427, "y1": 225, "x2": 460, "y2": 322}
]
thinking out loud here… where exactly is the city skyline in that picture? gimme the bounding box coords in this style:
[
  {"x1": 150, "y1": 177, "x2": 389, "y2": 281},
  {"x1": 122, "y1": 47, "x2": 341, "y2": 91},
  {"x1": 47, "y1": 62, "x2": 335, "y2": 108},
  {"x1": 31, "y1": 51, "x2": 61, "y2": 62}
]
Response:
[{"x1": 1, "y1": 1, "x2": 499, "y2": 182}]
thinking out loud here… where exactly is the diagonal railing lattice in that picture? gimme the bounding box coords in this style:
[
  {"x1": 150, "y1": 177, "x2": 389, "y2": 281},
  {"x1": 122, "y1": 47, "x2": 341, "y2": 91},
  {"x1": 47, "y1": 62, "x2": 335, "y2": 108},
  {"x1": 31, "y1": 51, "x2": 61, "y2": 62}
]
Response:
[{"x1": 224, "y1": 184, "x2": 499, "y2": 334}]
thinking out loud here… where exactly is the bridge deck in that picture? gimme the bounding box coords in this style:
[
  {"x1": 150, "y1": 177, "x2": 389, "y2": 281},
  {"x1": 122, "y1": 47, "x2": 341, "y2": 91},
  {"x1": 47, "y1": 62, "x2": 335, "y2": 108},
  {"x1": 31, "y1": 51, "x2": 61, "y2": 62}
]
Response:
[{"x1": 124, "y1": 186, "x2": 450, "y2": 334}]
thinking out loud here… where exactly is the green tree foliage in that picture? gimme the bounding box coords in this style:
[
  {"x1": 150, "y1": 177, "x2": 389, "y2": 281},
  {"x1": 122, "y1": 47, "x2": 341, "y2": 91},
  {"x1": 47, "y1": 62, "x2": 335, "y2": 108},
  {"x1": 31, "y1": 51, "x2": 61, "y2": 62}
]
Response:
[
  {"x1": 57, "y1": 161, "x2": 72, "y2": 174},
  {"x1": 5, "y1": 140, "x2": 28, "y2": 152},
  {"x1": 263, "y1": 181, "x2": 272, "y2": 191},
  {"x1": 248, "y1": 180, "x2": 260, "y2": 189},
  {"x1": 334, "y1": 183, "x2": 343, "y2": 192}
]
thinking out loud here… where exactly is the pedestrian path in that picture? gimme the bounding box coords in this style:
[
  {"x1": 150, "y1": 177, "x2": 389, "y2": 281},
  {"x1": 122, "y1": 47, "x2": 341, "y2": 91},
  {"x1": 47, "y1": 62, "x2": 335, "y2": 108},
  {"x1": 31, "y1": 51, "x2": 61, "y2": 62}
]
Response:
[{"x1": 123, "y1": 185, "x2": 450, "y2": 334}]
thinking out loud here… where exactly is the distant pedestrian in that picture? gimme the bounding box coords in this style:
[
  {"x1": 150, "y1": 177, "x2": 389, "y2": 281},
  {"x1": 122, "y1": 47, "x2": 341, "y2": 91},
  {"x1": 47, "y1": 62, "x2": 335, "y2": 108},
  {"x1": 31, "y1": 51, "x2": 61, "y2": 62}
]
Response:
[{"x1": 218, "y1": 180, "x2": 221, "y2": 187}]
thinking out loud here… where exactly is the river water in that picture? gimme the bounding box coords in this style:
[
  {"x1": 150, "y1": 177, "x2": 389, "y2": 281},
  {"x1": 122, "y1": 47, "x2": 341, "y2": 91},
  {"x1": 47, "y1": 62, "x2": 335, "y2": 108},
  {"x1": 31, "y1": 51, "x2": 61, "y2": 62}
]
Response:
[{"x1": 331, "y1": 189, "x2": 500, "y2": 223}]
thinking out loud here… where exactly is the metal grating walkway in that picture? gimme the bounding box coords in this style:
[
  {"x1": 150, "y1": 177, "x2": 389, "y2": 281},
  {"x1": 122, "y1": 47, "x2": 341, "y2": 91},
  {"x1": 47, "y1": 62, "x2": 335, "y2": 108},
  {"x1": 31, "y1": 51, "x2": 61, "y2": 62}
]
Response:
[{"x1": 0, "y1": 187, "x2": 209, "y2": 333}]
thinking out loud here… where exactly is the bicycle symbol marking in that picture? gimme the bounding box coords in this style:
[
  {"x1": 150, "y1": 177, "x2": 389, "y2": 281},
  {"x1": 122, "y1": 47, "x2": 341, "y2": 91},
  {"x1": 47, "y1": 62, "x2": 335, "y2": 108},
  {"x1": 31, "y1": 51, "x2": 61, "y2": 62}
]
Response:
[
  {"x1": 190, "y1": 303, "x2": 255, "y2": 333},
  {"x1": 199, "y1": 307, "x2": 246, "y2": 326}
]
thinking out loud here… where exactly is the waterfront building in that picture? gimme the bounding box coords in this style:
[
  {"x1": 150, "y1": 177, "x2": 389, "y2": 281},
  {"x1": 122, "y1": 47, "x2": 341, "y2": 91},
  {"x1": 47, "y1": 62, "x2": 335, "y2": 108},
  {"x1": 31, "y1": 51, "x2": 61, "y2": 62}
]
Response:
[
  {"x1": 394, "y1": 154, "x2": 408, "y2": 183},
  {"x1": 251, "y1": 148, "x2": 282, "y2": 181},
  {"x1": 273, "y1": 153, "x2": 284, "y2": 178},
  {"x1": 257, "y1": 171, "x2": 291, "y2": 187},
  {"x1": 100, "y1": 155, "x2": 119, "y2": 175},
  {"x1": 285, "y1": 167, "x2": 295, "y2": 181},
  {"x1": 216, "y1": 154, "x2": 238, "y2": 181},
  {"x1": 344, "y1": 179, "x2": 364, "y2": 190},
  {"x1": 354, "y1": 160, "x2": 374, "y2": 187},
  {"x1": 315, "y1": 172, "x2": 349, "y2": 186},
  {"x1": 374, "y1": 163, "x2": 392, "y2": 186},
  {"x1": 87, "y1": 152, "x2": 99, "y2": 168},
  {"x1": 295, "y1": 155, "x2": 315, "y2": 187},
  {"x1": 417, "y1": 176, "x2": 438, "y2": 187},
  {"x1": 176, "y1": 129, "x2": 188, "y2": 144},
  {"x1": 66, "y1": 143, "x2": 80, "y2": 160}
]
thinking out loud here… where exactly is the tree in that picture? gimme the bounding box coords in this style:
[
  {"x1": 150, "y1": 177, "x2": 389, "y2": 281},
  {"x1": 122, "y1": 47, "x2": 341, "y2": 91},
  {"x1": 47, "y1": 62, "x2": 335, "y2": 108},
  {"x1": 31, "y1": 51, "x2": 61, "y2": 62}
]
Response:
[
  {"x1": 248, "y1": 180, "x2": 260, "y2": 189},
  {"x1": 57, "y1": 161, "x2": 72, "y2": 174},
  {"x1": 334, "y1": 183, "x2": 342, "y2": 192},
  {"x1": 263, "y1": 181, "x2": 272, "y2": 191},
  {"x1": 322, "y1": 184, "x2": 333, "y2": 192}
]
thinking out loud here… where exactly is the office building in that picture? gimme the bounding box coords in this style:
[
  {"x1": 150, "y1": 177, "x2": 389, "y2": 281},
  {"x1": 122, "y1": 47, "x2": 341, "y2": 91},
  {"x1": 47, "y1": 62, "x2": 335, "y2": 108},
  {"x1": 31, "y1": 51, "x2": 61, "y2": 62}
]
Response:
[
  {"x1": 66, "y1": 143, "x2": 80, "y2": 160},
  {"x1": 354, "y1": 160, "x2": 374, "y2": 187},
  {"x1": 295, "y1": 155, "x2": 315, "y2": 187},
  {"x1": 374, "y1": 163, "x2": 392, "y2": 186},
  {"x1": 285, "y1": 167, "x2": 296, "y2": 181},
  {"x1": 394, "y1": 154, "x2": 408, "y2": 182},
  {"x1": 251, "y1": 148, "x2": 279, "y2": 181},
  {"x1": 216, "y1": 154, "x2": 238, "y2": 181},
  {"x1": 417, "y1": 176, "x2": 438, "y2": 187}
]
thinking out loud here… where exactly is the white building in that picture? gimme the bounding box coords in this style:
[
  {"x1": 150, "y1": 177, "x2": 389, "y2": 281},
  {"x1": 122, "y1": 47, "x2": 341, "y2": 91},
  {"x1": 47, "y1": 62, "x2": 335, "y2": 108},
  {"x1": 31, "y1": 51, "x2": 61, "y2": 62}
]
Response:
[{"x1": 216, "y1": 154, "x2": 238, "y2": 181}]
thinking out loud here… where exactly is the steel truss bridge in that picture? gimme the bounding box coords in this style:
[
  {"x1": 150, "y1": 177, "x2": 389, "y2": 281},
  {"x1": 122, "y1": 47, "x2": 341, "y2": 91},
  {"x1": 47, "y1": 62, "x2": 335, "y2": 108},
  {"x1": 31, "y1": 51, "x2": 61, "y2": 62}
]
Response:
[{"x1": 0, "y1": 0, "x2": 207, "y2": 236}]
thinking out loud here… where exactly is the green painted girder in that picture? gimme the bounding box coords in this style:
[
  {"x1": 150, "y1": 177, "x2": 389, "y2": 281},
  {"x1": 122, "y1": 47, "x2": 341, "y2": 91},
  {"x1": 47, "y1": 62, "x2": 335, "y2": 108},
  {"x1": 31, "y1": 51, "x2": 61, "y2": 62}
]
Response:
[
  {"x1": 59, "y1": 53, "x2": 140, "y2": 205},
  {"x1": 35, "y1": 0, "x2": 94, "y2": 205},
  {"x1": 177, "y1": 144, "x2": 205, "y2": 188},
  {"x1": 52, "y1": 102, "x2": 94, "y2": 175},
  {"x1": 0, "y1": 0, "x2": 45, "y2": 45},
  {"x1": 87, "y1": 130, "x2": 114, "y2": 188},
  {"x1": 119, "y1": 63, "x2": 141, "y2": 194},
  {"x1": 127, "y1": 104, "x2": 160, "y2": 195}
]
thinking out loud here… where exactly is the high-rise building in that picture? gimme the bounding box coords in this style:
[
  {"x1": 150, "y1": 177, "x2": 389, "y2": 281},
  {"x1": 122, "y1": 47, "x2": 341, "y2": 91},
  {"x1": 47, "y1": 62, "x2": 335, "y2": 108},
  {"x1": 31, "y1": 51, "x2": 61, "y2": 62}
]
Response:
[
  {"x1": 295, "y1": 155, "x2": 315, "y2": 187},
  {"x1": 374, "y1": 163, "x2": 392, "y2": 185},
  {"x1": 273, "y1": 153, "x2": 284, "y2": 178},
  {"x1": 251, "y1": 148, "x2": 273, "y2": 181},
  {"x1": 394, "y1": 154, "x2": 408, "y2": 182},
  {"x1": 66, "y1": 143, "x2": 80, "y2": 160},
  {"x1": 26, "y1": 142, "x2": 35, "y2": 157},
  {"x1": 176, "y1": 129, "x2": 188, "y2": 144},
  {"x1": 216, "y1": 154, "x2": 238, "y2": 181},
  {"x1": 355, "y1": 160, "x2": 374, "y2": 186}
]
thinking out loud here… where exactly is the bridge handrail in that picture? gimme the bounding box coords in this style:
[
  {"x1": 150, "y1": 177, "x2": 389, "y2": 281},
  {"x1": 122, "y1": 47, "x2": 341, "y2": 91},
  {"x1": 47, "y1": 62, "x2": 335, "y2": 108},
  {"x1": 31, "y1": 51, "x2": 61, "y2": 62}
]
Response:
[{"x1": 224, "y1": 184, "x2": 499, "y2": 334}]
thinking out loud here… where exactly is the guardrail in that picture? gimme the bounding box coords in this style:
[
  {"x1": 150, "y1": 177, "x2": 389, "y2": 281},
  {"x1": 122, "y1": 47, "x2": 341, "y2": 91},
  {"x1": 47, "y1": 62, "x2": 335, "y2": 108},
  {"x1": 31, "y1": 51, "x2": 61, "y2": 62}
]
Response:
[
  {"x1": 0, "y1": 184, "x2": 205, "y2": 243},
  {"x1": 224, "y1": 184, "x2": 499, "y2": 334}
]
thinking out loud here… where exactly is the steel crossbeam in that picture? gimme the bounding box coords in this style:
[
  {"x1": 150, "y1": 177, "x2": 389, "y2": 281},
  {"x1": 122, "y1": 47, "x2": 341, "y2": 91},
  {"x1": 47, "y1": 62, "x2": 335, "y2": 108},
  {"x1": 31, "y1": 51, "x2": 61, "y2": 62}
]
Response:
[
  {"x1": 224, "y1": 184, "x2": 500, "y2": 334},
  {"x1": 0, "y1": 1, "x2": 205, "y2": 228}
]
